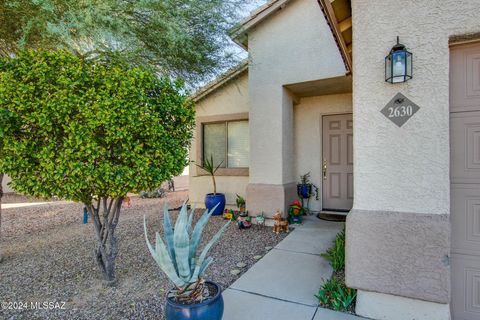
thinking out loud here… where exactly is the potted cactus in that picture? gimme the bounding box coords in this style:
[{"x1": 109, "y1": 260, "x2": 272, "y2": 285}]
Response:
[
  {"x1": 196, "y1": 155, "x2": 225, "y2": 216},
  {"x1": 235, "y1": 194, "x2": 246, "y2": 212},
  {"x1": 144, "y1": 203, "x2": 230, "y2": 320}
]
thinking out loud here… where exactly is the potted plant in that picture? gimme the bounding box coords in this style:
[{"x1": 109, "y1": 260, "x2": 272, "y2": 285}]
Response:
[
  {"x1": 235, "y1": 194, "x2": 246, "y2": 213},
  {"x1": 256, "y1": 212, "x2": 266, "y2": 226},
  {"x1": 288, "y1": 200, "x2": 305, "y2": 224},
  {"x1": 144, "y1": 203, "x2": 230, "y2": 320},
  {"x1": 196, "y1": 155, "x2": 225, "y2": 216},
  {"x1": 297, "y1": 172, "x2": 319, "y2": 200}
]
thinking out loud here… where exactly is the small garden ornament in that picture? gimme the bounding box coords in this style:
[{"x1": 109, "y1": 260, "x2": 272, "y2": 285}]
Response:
[
  {"x1": 223, "y1": 209, "x2": 236, "y2": 221},
  {"x1": 144, "y1": 203, "x2": 230, "y2": 320},
  {"x1": 272, "y1": 210, "x2": 289, "y2": 234},
  {"x1": 256, "y1": 212, "x2": 266, "y2": 226},
  {"x1": 237, "y1": 211, "x2": 252, "y2": 229},
  {"x1": 288, "y1": 200, "x2": 305, "y2": 224},
  {"x1": 123, "y1": 196, "x2": 132, "y2": 208},
  {"x1": 237, "y1": 219, "x2": 252, "y2": 229},
  {"x1": 235, "y1": 194, "x2": 246, "y2": 213}
]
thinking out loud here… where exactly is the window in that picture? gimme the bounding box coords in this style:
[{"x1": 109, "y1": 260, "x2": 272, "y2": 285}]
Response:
[{"x1": 203, "y1": 120, "x2": 249, "y2": 168}]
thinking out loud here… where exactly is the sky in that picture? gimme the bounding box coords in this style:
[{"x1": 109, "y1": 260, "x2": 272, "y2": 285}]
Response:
[
  {"x1": 231, "y1": 0, "x2": 267, "y2": 58},
  {"x1": 195, "y1": 0, "x2": 267, "y2": 88}
]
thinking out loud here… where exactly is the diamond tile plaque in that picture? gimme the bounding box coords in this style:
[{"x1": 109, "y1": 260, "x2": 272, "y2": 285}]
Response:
[{"x1": 381, "y1": 92, "x2": 420, "y2": 127}]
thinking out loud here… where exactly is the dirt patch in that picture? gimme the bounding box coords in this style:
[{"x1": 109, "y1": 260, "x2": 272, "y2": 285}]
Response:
[{"x1": 0, "y1": 191, "x2": 286, "y2": 319}]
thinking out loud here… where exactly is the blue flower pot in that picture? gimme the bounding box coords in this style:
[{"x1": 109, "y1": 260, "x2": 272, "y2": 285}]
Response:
[
  {"x1": 290, "y1": 215, "x2": 303, "y2": 224},
  {"x1": 297, "y1": 184, "x2": 312, "y2": 199},
  {"x1": 165, "y1": 281, "x2": 224, "y2": 320},
  {"x1": 205, "y1": 193, "x2": 226, "y2": 216}
]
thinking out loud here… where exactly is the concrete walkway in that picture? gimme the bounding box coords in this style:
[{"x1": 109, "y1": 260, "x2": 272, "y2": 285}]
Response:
[{"x1": 223, "y1": 216, "x2": 364, "y2": 320}]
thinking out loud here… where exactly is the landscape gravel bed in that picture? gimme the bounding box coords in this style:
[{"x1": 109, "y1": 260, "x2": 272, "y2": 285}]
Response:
[{"x1": 0, "y1": 192, "x2": 287, "y2": 319}]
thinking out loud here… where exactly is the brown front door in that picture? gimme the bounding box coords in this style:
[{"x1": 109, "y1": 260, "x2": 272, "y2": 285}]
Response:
[
  {"x1": 450, "y1": 41, "x2": 480, "y2": 320},
  {"x1": 322, "y1": 114, "x2": 353, "y2": 211}
]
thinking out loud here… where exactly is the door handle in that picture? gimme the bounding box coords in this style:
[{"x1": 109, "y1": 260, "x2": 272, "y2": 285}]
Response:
[{"x1": 323, "y1": 159, "x2": 327, "y2": 180}]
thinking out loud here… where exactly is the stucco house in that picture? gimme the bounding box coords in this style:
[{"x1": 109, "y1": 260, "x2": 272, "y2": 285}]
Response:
[{"x1": 189, "y1": 0, "x2": 480, "y2": 319}]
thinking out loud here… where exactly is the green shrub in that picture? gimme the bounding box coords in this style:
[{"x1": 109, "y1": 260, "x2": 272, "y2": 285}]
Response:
[
  {"x1": 0, "y1": 50, "x2": 195, "y2": 281},
  {"x1": 315, "y1": 276, "x2": 356, "y2": 311},
  {"x1": 320, "y1": 229, "x2": 345, "y2": 272}
]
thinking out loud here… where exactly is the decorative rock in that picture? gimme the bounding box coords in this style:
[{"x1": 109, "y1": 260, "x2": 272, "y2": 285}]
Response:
[
  {"x1": 236, "y1": 262, "x2": 247, "y2": 268},
  {"x1": 265, "y1": 246, "x2": 273, "y2": 251},
  {"x1": 253, "y1": 255, "x2": 262, "y2": 260},
  {"x1": 0, "y1": 198, "x2": 289, "y2": 320},
  {"x1": 230, "y1": 269, "x2": 241, "y2": 276}
]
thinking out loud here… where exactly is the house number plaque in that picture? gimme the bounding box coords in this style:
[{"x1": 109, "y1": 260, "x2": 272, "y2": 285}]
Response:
[{"x1": 381, "y1": 92, "x2": 420, "y2": 127}]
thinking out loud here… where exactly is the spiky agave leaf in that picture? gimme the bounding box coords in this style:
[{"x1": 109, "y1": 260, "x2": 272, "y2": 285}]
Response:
[
  {"x1": 190, "y1": 220, "x2": 231, "y2": 282},
  {"x1": 188, "y1": 203, "x2": 219, "y2": 262},
  {"x1": 173, "y1": 203, "x2": 191, "y2": 281},
  {"x1": 143, "y1": 216, "x2": 186, "y2": 288},
  {"x1": 189, "y1": 209, "x2": 210, "y2": 260},
  {"x1": 162, "y1": 205, "x2": 177, "y2": 273},
  {"x1": 198, "y1": 256, "x2": 214, "y2": 276},
  {"x1": 187, "y1": 204, "x2": 196, "y2": 236}
]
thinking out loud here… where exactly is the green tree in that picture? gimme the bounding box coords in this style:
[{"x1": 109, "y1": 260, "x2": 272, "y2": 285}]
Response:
[
  {"x1": 0, "y1": 0, "x2": 250, "y2": 84},
  {"x1": 0, "y1": 50, "x2": 195, "y2": 280},
  {"x1": 0, "y1": 173, "x2": 3, "y2": 262}
]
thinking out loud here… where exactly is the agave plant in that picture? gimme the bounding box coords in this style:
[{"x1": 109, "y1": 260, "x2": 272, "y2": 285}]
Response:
[{"x1": 144, "y1": 203, "x2": 230, "y2": 304}]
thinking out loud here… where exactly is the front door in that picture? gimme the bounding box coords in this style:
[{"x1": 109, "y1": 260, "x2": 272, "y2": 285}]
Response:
[
  {"x1": 322, "y1": 114, "x2": 353, "y2": 211},
  {"x1": 450, "y1": 41, "x2": 480, "y2": 320}
]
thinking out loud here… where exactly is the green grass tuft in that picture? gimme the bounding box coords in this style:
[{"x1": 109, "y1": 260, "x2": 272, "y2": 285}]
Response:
[
  {"x1": 320, "y1": 229, "x2": 345, "y2": 272},
  {"x1": 316, "y1": 228, "x2": 356, "y2": 312}
]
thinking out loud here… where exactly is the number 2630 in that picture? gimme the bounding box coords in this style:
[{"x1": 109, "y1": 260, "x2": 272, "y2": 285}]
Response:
[{"x1": 388, "y1": 105, "x2": 413, "y2": 118}]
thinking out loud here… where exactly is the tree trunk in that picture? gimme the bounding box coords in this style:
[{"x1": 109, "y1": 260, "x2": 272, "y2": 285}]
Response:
[
  {"x1": 0, "y1": 173, "x2": 3, "y2": 263},
  {"x1": 85, "y1": 197, "x2": 123, "y2": 282}
]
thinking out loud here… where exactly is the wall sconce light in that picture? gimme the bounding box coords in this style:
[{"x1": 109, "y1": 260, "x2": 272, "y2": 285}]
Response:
[{"x1": 385, "y1": 36, "x2": 412, "y2": 83}]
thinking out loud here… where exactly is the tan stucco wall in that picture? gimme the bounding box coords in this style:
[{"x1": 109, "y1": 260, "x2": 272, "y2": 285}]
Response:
[
  {"x1": 194, "y1": 72, "x2": 249, "y2": 117},
  {"x1": 348, "y1": 0, "x2": 480, "y2": 318},
  {"x1": 352, "y1": 0, "x2": 480, "y2": 215},
  {"x1": 244, "y1": 0, "x2": 347, "y2": 215},
  {"x1": 294, "y1": 93, "x2": 352, "y2": 212},
  {"x1": 189, "y1": 72, "x2": 249, "y2": 209},
  {"x1": 1, "y1": 174, "x2": 14, "y2": 193},
  {"x1": 248, "y1": 0, "x2": 347, "y2": 186}
]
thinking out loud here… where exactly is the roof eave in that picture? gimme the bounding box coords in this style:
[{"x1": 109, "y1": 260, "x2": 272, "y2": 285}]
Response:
[{"x1": 190, "y1": 61, "x2": 249, "y2": 102}]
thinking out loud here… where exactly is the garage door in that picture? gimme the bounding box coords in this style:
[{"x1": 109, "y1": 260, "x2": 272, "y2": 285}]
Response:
[{"x1": 450, "y1": 41, "x2": 480, "y2": 320}]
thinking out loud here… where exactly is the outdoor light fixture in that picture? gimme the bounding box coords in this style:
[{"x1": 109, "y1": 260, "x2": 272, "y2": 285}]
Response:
[{"x1": 385, "y1": 36, "x2": 412, "y2": 83}]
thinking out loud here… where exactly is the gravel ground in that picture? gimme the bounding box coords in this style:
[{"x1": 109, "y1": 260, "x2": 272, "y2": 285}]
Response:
[{"x1": 0, "y1": 191, "x2": 287, "y2": 319}]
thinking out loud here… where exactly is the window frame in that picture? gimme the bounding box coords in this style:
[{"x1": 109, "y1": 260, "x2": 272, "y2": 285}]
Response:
[{"x1": 196, "y1": 113, "x2": 249, "y2": 177}]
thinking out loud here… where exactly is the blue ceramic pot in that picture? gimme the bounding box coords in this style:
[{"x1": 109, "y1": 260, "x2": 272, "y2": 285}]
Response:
[
  {"x1": 297, "y1": 184, "x2": 312, "y2": 199},
  {"x1": 290, "y1": 215, "x2": 303, "y2": 224},
  {"x1": 205, "y1": 193, "x2": 226, "y2": 216},
  {"x1": 165, "y1": 281, "x2": 224, "y2": 320}
]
